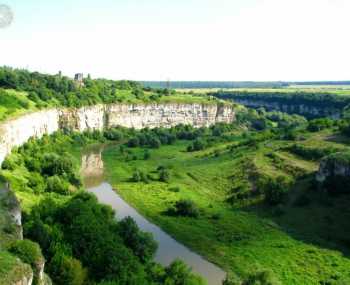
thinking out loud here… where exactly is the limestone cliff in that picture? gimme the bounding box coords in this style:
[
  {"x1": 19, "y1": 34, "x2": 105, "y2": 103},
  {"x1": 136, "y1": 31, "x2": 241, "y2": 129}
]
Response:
[
  {"x1": 0, "y1": 103, "x2": 235, "y2": 164},
  {"x1": 233, "y1": 99, "x2": 341, "y2": 119}
]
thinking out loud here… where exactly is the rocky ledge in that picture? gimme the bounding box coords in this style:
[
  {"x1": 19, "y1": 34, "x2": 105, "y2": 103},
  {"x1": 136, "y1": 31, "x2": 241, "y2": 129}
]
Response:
[{"x1": 0, "y1": 103, "x2": 235, "y2": 165}]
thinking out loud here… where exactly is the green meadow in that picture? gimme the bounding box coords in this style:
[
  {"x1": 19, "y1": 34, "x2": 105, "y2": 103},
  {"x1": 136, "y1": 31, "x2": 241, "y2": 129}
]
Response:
[{"x1": 101, "y1": 128, "x2": 350, "y2": 284}]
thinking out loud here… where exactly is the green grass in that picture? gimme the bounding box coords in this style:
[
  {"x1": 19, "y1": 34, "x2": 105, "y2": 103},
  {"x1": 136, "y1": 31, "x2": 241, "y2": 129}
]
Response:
[
  {"x1": 0, "y1": 89, "x2": 40, "y2": 122},
  {"x1": 101, "y1": 131, "x2": 350, "y2": 284}
]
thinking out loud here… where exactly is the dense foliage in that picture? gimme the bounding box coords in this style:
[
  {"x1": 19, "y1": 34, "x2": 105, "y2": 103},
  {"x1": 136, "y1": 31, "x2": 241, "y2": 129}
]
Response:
[
  {"x1": 0, "y1": 66, "x2": 152, "y2": 108},
  {"x1": 1, "y1": 131, "x2": 206, "y2": 285}
]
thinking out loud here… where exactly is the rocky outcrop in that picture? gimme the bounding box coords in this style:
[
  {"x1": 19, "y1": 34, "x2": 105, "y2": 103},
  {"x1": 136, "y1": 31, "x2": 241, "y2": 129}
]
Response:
[
  {"x1": 0, "y1": 103, "x2": 235, "y2": 165},
  {"x1": 11, "y1": 263, "x2": 33, "y2": 285},
  {"x1": 316, "y1": 151, "x2": 350, "y2": 194},
  {"x1": 316, "y1": 152, "x2": 350, "y2": 183}
]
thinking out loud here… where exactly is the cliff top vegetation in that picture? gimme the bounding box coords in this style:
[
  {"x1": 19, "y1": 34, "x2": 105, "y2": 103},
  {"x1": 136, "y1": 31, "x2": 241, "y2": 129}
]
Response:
[{"x1": 0, "y1": 67, "x2": 228, "y2": 122}]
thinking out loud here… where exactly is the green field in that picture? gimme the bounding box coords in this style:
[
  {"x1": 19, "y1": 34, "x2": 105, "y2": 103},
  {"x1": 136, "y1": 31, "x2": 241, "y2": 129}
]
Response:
[
  {"x1": 177, "y1": 86, "x2": 350, "y2": 96},
  {"x1": 101, "y1": 128, "x2": 350, "y2": 284}
]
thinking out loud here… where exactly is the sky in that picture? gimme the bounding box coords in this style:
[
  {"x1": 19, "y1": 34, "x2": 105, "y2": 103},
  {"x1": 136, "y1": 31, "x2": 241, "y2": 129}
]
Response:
[{"x1": 1, "y1": 0, "x2": 350, "y2": 81}]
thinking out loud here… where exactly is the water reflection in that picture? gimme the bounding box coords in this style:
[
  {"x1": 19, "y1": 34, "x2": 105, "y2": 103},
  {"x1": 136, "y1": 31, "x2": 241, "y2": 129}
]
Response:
[{"x1": 81, "y1": 147, "x2": 226, "y2": 285}]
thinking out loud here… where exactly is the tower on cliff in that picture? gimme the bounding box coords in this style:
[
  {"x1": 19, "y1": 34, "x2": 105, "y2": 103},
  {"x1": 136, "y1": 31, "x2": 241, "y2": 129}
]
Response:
[{"x1": 74, "y1": 73, "x2": 84, "y2": 87}]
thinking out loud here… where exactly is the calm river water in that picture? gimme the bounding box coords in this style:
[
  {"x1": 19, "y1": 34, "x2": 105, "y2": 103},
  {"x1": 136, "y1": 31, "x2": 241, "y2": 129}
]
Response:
[{"x1": 81, "y1": 146, "x2": 226, "y2": 285}]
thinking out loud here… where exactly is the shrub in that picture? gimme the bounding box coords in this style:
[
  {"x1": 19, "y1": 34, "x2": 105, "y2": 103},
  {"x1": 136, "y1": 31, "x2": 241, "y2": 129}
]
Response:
[
  {"x1": 103, "y1": 129, "x2": 123, "y2": 141},
  {"x1": 46, "y1": 175, "x2": 70, "y2": 195},
  {"x1": 48, "y1": 251, "x2": 87, "y2": 285},
  {"x1": 242, "y1": 270, "x2": 281, "y2": 285},
  {"x1": 192, "y1": 139, "x2": 206, "y2": 151},
  {"x1": 159, "y1": 169, "x2": 170, "y2": 182},
  {"x1": 258, "y1": 176, "x2": 291, "y2": 205},
  {"x1": 41, "y1": 153, "x2": 74, "y2": 177},
  {"x1": 127, "y1": 137, "x2": 140, "y2": 148},
  {"x1": 27, "y1": 172, "x2": 46, "y2": 193},
  {"x1": 164, "y1": 259, "x2": 206, "y2": 285},
  {"x1": 168, "y1": 186, "x2": 180, "y2": 193},
  {"x1": 149, "y1": 137, "x2": 161, "y2": 149},
  {"x1": 171, "y1": 199, "x2": 199, "y2": 218},
  {"x1": 8, "y1": 239, "x2": 44, "y2": 272},
  {"x1": 1, "y1": 156, "x2": 19, "y2": 170},
  {"x1": 131, "y1": 170, "x2": 148, "y2": 183},
  {"x1": 118, "y1": 217, "x2": 157, "y2": 263}
]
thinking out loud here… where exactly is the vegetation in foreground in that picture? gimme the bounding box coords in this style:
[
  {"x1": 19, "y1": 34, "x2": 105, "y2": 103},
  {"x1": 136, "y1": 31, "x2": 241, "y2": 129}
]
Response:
[{"x1": 0, "y1": 131, "x2": 206, "y2": 285}]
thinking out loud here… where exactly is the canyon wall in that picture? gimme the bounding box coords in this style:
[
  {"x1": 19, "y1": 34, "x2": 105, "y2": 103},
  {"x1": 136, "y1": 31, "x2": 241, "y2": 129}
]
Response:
[
  {"x1": 0, "y1": 103, "x2": 235, "y2": 164},
  {"x1": 232, "y1": 99, "x2": 341, "y2": 119}
]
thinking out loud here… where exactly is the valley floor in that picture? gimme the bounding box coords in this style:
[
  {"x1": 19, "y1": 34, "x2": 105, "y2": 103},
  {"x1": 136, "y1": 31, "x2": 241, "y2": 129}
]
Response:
[{"x1": 101, "y1": 129, "x2": 350, "y2": 284}]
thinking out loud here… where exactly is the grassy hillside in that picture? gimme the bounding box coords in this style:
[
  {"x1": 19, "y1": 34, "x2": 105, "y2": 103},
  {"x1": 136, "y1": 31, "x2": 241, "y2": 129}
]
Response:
[{"x1": 100, "y1": 126, "x2": 350, "y2": 284}]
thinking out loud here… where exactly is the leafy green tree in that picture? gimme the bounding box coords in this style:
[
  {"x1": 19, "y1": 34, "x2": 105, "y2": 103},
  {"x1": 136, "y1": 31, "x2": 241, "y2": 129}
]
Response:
[
  {"x1": 149, "y1": 137, "x2": 161, "y2": 148},
  {"x1": 48, "y1": 251, "x2": 87, "y2": 285},
  {"x1": 118, "y1": 217, "x2": 157, "y2": 263},
  {"x1": 164, "y1": 259, "x2": 206, "y2": 285},
  {"x1": 46, "y1": 175, "x2": 70, "y2": 195}
]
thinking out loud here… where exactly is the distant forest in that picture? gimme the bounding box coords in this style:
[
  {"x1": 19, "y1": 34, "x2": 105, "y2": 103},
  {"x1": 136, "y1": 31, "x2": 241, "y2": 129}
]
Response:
[{"x1": 140, "y1": 81, "x2": 350, "y2": 89}]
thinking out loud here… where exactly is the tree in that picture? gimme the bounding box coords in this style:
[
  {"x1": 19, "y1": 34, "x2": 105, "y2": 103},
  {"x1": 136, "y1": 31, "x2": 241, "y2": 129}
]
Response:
[
  {"x1": 128, "y1": 137, "x2": 140, "y2": 148},
  {"x1": 46, "y1": 175, "x2": 70, "y2": 195},
  {"x1": 159, "y1": 168, "x2": 170, "y2": 182},
  {"x1": 164, "y1": 259, "x2": 206, "y2": 285},
  {"x1": 48, "y1": 252, "x2": 87, "y2": 285},
  {"x1": 149, "y1": 137, "x2": 161, "y2": 148},
  {"x1": 118, "y1": 217, "x2": 157, "y2": 263},
  {"x1": 172, "y1": 200, "x2": 199, "y2": 218}
]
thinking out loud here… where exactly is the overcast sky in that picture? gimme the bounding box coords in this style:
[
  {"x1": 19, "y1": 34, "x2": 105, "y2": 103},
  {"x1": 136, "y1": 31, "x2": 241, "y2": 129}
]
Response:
[{"x1": 1, "y1": 0, "x2": 350, "y2": 81}]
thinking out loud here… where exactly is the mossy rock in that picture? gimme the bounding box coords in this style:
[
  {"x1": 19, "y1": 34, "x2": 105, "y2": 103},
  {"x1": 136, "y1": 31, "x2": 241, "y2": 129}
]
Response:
[{"x1": 0, "y1": 250, "x2": 33, "y2": 285}]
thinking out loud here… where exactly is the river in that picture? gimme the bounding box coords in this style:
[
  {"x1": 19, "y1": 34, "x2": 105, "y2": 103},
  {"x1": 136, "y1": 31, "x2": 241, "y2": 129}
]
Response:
[{"x1": 81, "y1": 146, "x2": 226, "y2": 285}]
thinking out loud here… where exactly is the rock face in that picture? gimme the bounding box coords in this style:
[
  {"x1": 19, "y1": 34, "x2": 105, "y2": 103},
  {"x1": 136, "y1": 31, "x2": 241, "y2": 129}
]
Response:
[
  {"x1": 13, "y1": 267, "x2": 33, "y2": 285},
  {"x1": 316, "y1": 153, "x2": 350, "y2": 183},
  {"x1": 0, "y1": 103, "x2": 235, "y2": 164},
  {"x1": 233, "y1": 99, "x2": 341, "y2": 119}
]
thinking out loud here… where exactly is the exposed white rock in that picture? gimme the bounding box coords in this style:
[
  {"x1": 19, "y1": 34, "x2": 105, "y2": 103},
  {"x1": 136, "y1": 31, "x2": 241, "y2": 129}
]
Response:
[{"x1": 0, "y1": 103, "x2": 235, "y2": 164}]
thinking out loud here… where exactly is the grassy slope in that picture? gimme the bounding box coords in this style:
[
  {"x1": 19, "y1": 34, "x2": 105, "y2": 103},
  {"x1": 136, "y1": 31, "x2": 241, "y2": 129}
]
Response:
[
  {"x1": 0, "y1": 89, "x2": 41, "y2": 122},
  {"x1": 102, "y1": 130, "x2": 350, "y2": 284}
]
